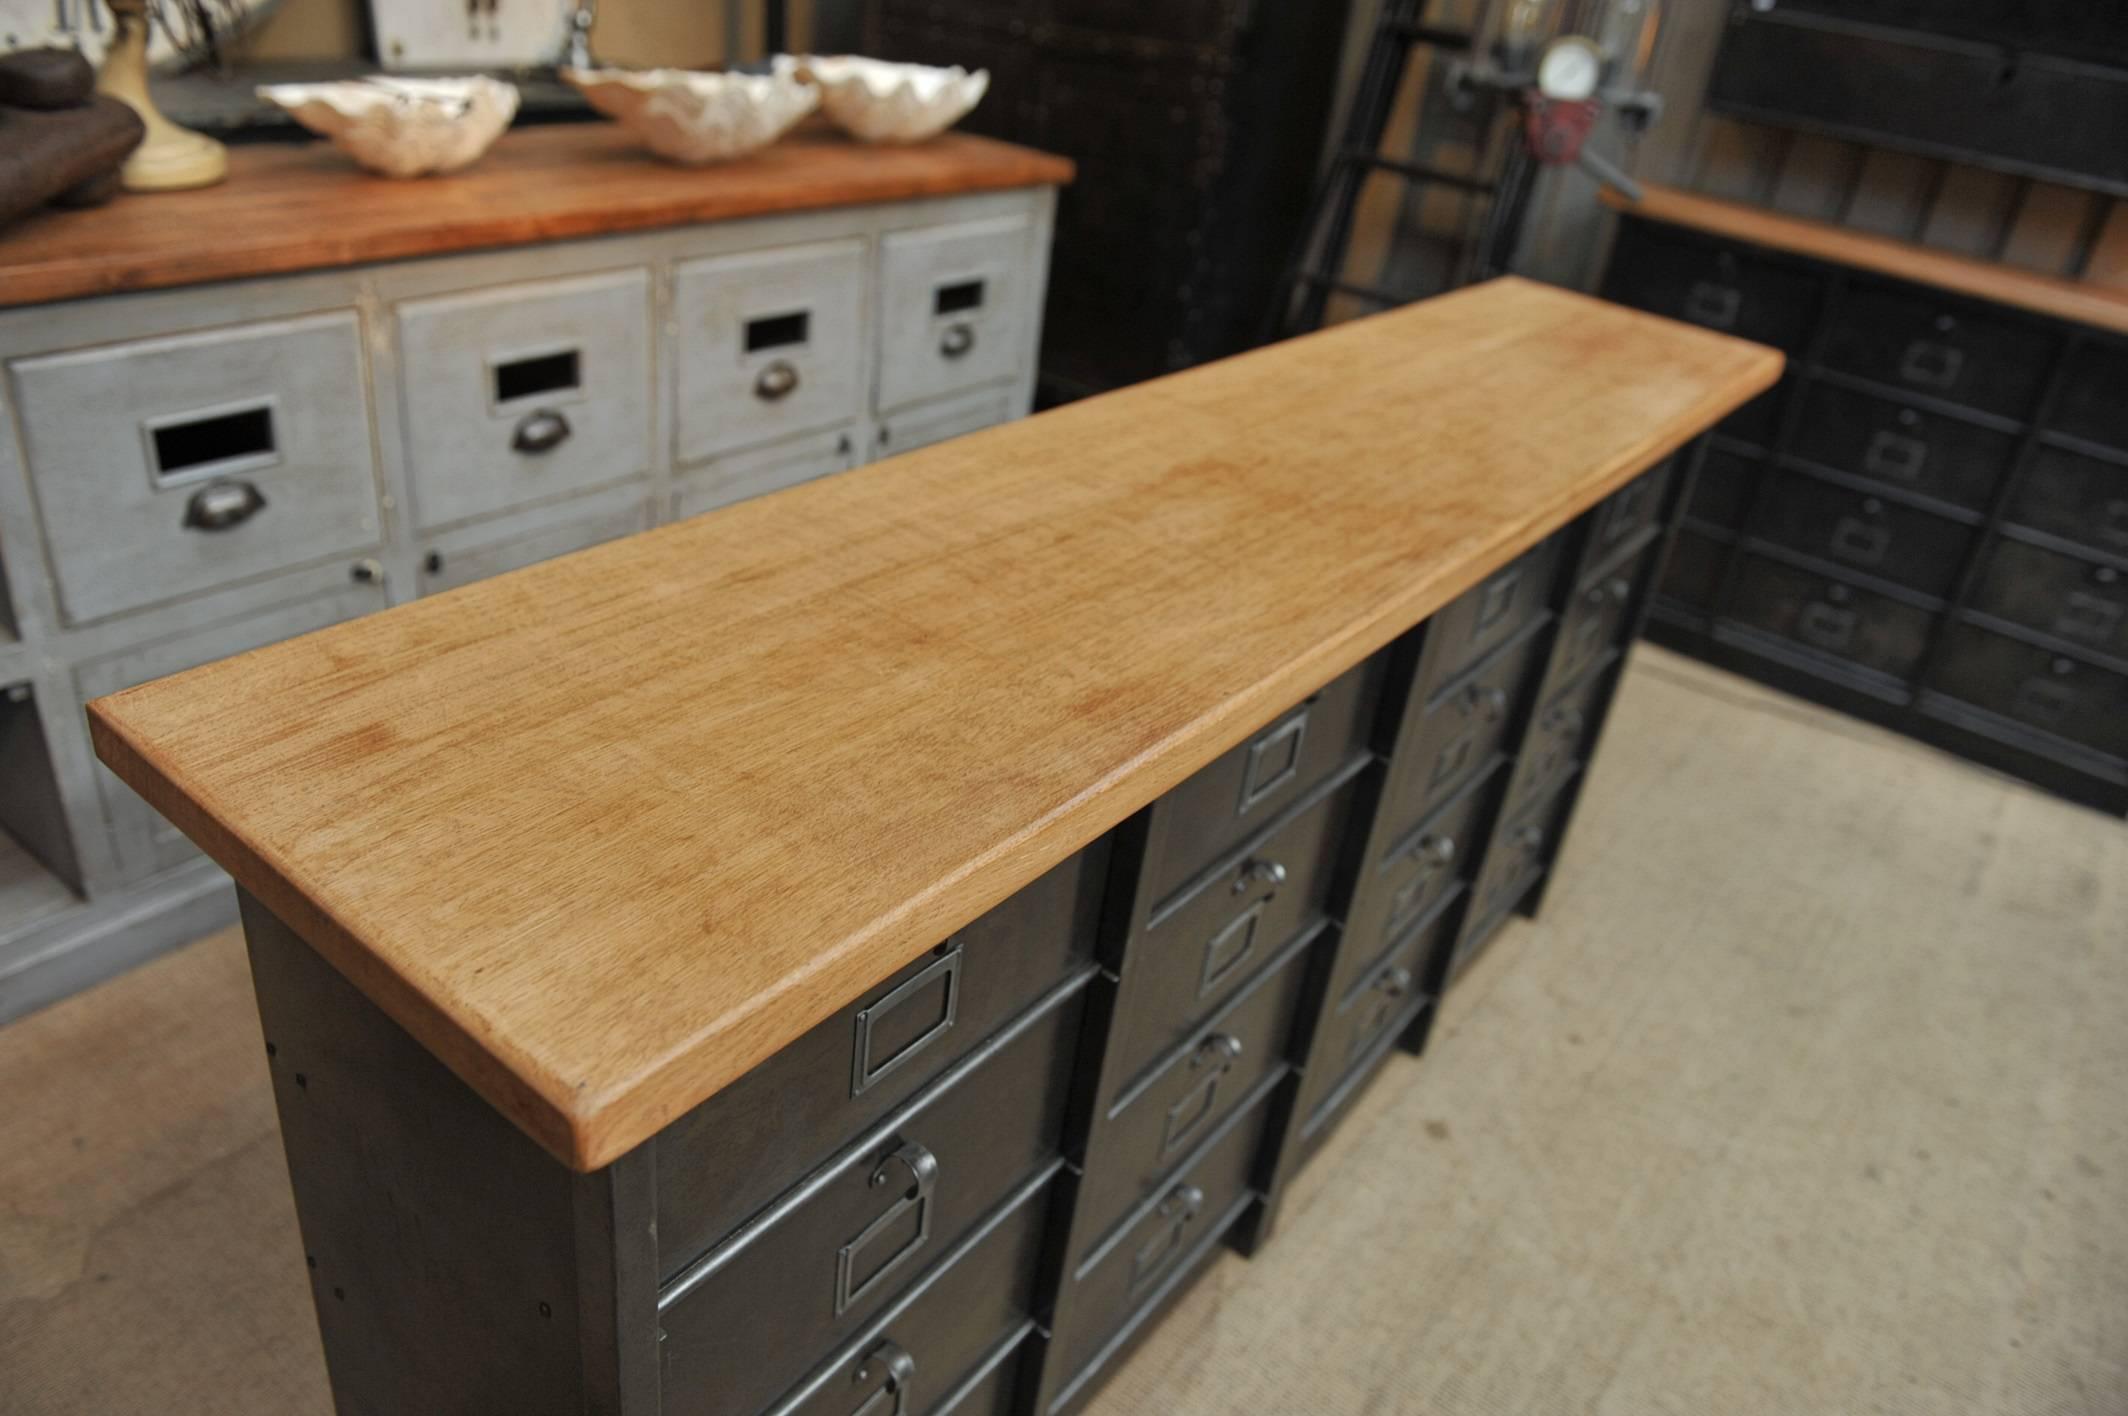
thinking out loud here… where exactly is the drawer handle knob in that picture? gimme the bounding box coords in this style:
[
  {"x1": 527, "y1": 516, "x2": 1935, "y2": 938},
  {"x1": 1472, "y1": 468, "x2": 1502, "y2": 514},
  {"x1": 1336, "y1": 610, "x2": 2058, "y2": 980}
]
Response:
[
  {"x1": 1516, "y1": 824, "x2": 1545, "y2": 850},
  {"x1": 851, "y1": 1339, "x2": 916, "y2": 1416},
  {"x1": 1898, "y1": 339, "x2": 1964, "y2": 390},
  {"x1": 1129, "y1": 1182, "x2": 1208, "y2": 1296},
  {"x1": 939, "y1": 321, "x2": 976, "y2": 359},
  {"x1": 350, "y1": 558, "x2": 385, "y2": 587},
  {"x1": 1194, "y1": 1032, "x2": 1245, "y2": 1070},
  {"x1": 181, "y1": 479, "x2": 267, "y2": 532},
  {"x1": 754, "y1": 359, "x2": 801, "y2": 402},
  {"x1": 1235, "y1": 857, "x2": 1286, "y2": 894},
  {"x1": 511, "y1": 408, "x2": 573, "y2": 455},
  {"x1": 1683, "y1": 280, "x2": 1740, "y2": 330},
  {"x1": 2095, "y1": 566, "x2": 2120, "y2": 587},
  {"x1": 1411, "y1": 832, "x2": 1456, "y2": 867},
  {"x1": 1379, "y1": 966, "x2": 1414, "y2": 1000},
  {"x1": 1470, "y1": 684, "x2": 1509, "y2": 721}
]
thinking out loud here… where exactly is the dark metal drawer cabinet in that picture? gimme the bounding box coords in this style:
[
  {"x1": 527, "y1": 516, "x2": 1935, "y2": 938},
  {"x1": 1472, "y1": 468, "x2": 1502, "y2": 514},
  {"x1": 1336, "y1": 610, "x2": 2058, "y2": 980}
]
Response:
[
  {"x1": 656, "y1": 978, "x2": 1089, "y2": 1416},
  {"x1": 1789, "y1": 380, "x2": 2015, "y2": 512},
  {"x1": 1690, "y1": 445, "x2": 1762, "y2": 530},
  {"x1": 1055, "y1": 1093, "x2": 1270, "y2": 1387},
  {"x1": 666, "y1": 1171, "x2": 1057, "y2": 1416},
  {"x1": 1971, "y1": 540, "x2": 2128, "y2": 660},
  {"x1": 1386, "y1": 620, "x2": 1550, "y2": 830},
  {"x1": 1726, "y1": 554, "x2": 1937, "y2": 683},
  {"x1": 1298, "y1": 890, "x2": 1455, "y2": 1141},
  {"x1": 1660, "y1": 528, "x2": 1729, "y2": 612},
  {"x1": 1603, "y1": 225, "x2": 1821, "y2": 355},
  {"x1": 1753, "y1": 471, "x2": 1973, "y2": 597},
  {"x1": 1410, "y1": 536, "x2": 1564, "y2": 700},
  {"x1": 1930, "y1": 626, "x2": 2128, "y2": 761},
  {"x1": 1590, "y1": 457, "x2": 1676, "y2": 554},
  {"x1": 1076, "y1": 928, "x2": 1313, "y2": 1254},
  {"x1": 1351, "y1": 756, "x2": 1505, "y2": 994},
  {"x1": 2051, "y1": 339, "x2": 2128, "y2": 453},
  {"x1": 1143, "y1": 657, "x2": 1379, "y2": 904},
  {"x1": 1819, "y1": 282, "x2": 2058, "y2": 420},
  {"x1": 1112, "y1": 781, "x2": 1355, "y2": 1090},
  {"x1": 656, "y1": 845, "x2": 1107, "y2": 1273},
  {"x1": 2009, "y1": 445, "x2": 2128, "y2": 559}
]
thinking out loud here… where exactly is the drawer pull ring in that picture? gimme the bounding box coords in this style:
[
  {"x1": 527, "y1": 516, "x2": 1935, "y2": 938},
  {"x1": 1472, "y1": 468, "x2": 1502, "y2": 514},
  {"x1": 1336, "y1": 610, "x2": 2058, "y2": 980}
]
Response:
[
  {"x1": 1830, "y1": 516, "x2": 1890, "y2": 567},
  {"x1": 754, "y1": 360, "x2": 801, "y2": 402},
  {"x1": 511, "y1": 408, "x2": 572, "y2": 455},
  {"x1": 1683, "y1": 280, "x2": 1740, "y2": 330},
  {"x1": 1410, "y1": 832, "x2": 1456, "y2": 868},
  {"x1": 1234, "y1": 857, "x2": 1287, "y2": 894},
  {"x1": 850, "y1": 1339, "x2": 915, "y2": 1416},
  {"x1": 1863, "y1": 429, "x2": 1928, "y2": 483},
  {"x1": 1162, "y1": 1034, "x2": 1245, "y2": 1158},
  {"x1": 835, "y1": 1141, "x2": 938, "y2": 1315},
  {"x1": 939, "y1": 322, "x2": 976, "y2": 359},
  {"x1": 181, "y1": 479, "x2": 267, "y2": 532},
  {"x1": 1898, "y1": 339, "x2": 1964, "y2": 391},
  {"x1": 1797, "y1": 602, "x2": 1857, "y2": 653},
  {"x1": 1129, "y1": 1183, "x2": 1206, "y2": 1297},
  {"x1": 1379, "y1": 966, "x2": 1414, "y2": 1001}
]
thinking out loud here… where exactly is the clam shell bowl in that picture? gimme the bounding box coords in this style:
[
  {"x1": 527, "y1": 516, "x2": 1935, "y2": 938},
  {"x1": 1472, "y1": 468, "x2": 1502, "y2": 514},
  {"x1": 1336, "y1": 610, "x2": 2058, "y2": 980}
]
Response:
[
  {"x1": 563, "y1": 67, "x2": 820, "y2": 165},
  {"x1": 780, "y1": 55, "x2": 989, "y2": 144},
  {"x1": 255, "y1": 77, "x2": 520, "y2": 178}
]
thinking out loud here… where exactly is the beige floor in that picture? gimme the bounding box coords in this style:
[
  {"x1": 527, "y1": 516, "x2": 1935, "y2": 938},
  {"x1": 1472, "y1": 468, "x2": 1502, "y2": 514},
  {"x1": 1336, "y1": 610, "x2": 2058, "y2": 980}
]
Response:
[{"x1": 2, "y1": 645, "x2": 2124, "y2": 1415}]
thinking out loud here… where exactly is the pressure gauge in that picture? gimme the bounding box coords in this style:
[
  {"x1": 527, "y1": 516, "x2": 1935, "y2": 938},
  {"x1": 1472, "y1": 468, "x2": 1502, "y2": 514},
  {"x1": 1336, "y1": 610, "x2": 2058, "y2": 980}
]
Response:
[{"x1": 1536, "y1": 36, "x2": 1604, "y2": 102}]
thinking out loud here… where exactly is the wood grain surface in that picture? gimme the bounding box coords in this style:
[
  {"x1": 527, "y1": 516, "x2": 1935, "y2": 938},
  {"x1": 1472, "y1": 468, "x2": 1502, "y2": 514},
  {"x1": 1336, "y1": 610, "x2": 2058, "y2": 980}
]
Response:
[
  {"x1": 1608, "y1": 183, "x2": 2128, "y2": 336},
  {"x1": 0, "y1": 122, "x2": 1074, "y2": 308},
  {"x1": 87, "y1": 278, "x2": 1781, "y2": 1171}
]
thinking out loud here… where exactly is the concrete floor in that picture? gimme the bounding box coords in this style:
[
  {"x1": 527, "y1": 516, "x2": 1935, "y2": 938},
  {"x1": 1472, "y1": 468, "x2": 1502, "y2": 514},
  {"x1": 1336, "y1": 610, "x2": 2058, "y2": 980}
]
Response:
[{"x1": 2, "y1": 645, "x2": 2124, "y2": 1415}]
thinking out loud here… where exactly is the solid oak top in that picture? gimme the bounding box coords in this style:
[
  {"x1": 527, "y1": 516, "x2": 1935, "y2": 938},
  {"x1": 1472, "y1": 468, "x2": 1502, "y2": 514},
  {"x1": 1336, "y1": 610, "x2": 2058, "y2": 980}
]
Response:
[
  {"x1": 1608, "y1": 183, "x2": 2128, "y2": 338},
  {"x1": 88, "y1": 278, "x2": 1781, "y2": 1171},
  {"x1": 0, "y1": 122, "x2": 1074, "y2": 309}
]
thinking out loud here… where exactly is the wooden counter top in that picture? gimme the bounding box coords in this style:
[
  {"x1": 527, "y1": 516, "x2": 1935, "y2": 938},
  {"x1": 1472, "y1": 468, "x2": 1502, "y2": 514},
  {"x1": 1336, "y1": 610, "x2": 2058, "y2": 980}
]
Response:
[
  {"x1": 1606, "y1": 183, "x2": 2128, "y2": 338},
  {"x1": 0, "y1": 123, "x2": 1074, "y2": 309},
  {"x1": 87, "y1": 278, "x2": 1781, "y2": 1171}
]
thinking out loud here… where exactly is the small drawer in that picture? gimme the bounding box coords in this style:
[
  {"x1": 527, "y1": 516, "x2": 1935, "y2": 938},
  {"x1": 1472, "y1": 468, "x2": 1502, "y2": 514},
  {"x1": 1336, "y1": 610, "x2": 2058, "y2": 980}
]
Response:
[
  {"x1": 1691, "y1": 445, "x2": 1761, "y2": 530},
  {"x1": 10, "y1": 313, "x2": 381, "y2": 626},
  {"x1": 1077, "y1": 931, "x2": 1311, "y2": 1253},
  {"x1": 1362, "y1": 754, "x2": 1505, "y2": 965},
  {"x1": 417, "y1": 501, "x2": 650, "y2": 596},
  {"x1": 1145, "y1": 657, "x2": 1379, "y2": 904},
  {"x1": 75, "y1": 589, "x2": 383, "y2": 883},
  {"x1": 671, "y1": 425, "x2": 861, "y2": 521},
  {"x1": 1388, "y1": 621, "x2": 1550, "y2": 825},
  {"x1": 1725, "y1": 554, "x2": 1937, "y2": 683},
  {"x1": 877, "y1": 214, "x2": 1035, "y2": 413},
  {"x1": 1302, "y1": 897, "x2": 1452, "y2": 1133},
  {"x1": 1590, "y1": 458, "x2": 1675, "y2": 554},
  {"x1": 2050, "y1": 338, "x2": 2128, "y2": 454},
  {"x1": 1971, "y1": 540, "x2": 2128, "y2": 660},
  {"x1": 877, "y1": 384, "x2": 1019, "y2": 457},
  {"x1": 656, "y1": 980, "x2": 1087, "y2": 1416},
  {"x1": 1504, "y1": 667, "x2": 1610, "y2": 816},
  {"x1": 1446, "y1": 885, "x2": 1524, "y2": 985},
  {"x1": 1820, "y1": 282, "x2": 2058, "y2": 420},
  {"x1": 396, "y1": 268, "x2": 653, "y2": 530},
  {"x1": 1930, "y1": 625, "x2": 2128, "y2": 760},
  {"x1": 1552, "y1": 547, "x2": 1648, "y2": 692},
  {"x1": 664, "y1": 1174, "x2": 1053, "y2": 1416},
  {"x1": 1410, "y1": 535, "x2": 1564, "y2": 699},
  {"x1": 1058, "y1": 1092, "x2": 1268, "y2": 1381},
  {"x1": 1113, "y1": 784, "x2": 1354, "y2": 1091},
  {"x1": 1604, "y1": 225, "x2": 1822, "y2": 353},
  {"x1": 1717, "y1": 376, "x2": 1787, "y2": 449},
  {"x1": 2009, "y1": 444, "x2": 2128, "y2": 559},
  {"x1": 657, "y1": 846, "x2": 1105, "y2": 1273},
  {"x1": 1754, "y1": 471, "x2": 1973, "y2": 597},
  {"x1": 1464, "y1": 784, "x2": 1570, "y2": 942},
  {"x1": 1790, "y1": 381, "x2": 2013, "y2": 512},
  {"x1": 673, "y1": 238, "x2": 867, "y2": 466},
  {"x1": 1659, "y1": 528, "x2": 1729, "y2": 612}
]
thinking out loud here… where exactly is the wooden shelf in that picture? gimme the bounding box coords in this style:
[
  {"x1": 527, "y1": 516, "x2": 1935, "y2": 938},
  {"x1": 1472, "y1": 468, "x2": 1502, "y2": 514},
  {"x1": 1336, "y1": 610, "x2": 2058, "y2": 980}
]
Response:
[
  {"x1": 87, "y1": 277, "x2": 1781, "y2": 1171},
  {"x1": 0, "y1": 122, "x2": 1075, "y2": 309},
  {"x1": 1605, "y1": 183, "x2": 2128, "y2": 338}
]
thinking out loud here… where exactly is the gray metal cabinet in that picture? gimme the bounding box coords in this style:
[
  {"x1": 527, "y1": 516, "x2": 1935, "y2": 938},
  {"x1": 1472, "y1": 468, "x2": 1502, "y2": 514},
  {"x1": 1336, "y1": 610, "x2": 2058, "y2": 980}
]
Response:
[{"x1": 0, "y1": 184, "x2": 1059, "y2": 1023}]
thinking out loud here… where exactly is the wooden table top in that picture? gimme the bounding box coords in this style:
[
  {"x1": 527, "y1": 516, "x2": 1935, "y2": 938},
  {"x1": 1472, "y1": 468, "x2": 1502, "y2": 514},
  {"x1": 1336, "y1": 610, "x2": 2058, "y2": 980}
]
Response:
[
  {"x1": 0, "y1": 122, "x2": 1075, "y2": 309},
  {"x1": 88, "y1": 278, "x2": 1781, "y2": 1171},
  {"x1": 1607, "y1": 183, "x2": 2128, "y2": 338}
]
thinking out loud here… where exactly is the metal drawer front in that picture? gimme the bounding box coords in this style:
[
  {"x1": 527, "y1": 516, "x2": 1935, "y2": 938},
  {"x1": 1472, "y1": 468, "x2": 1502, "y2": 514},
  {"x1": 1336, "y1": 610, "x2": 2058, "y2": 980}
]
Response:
[
  {"x1": 656, "y1": 982, "x2": 1085, "y2": 1416},
  {"x1": 1725, "y1": 554, "x2": 1937, "y2": 684},
  {"x1": 1660, "y1": 529, "x2": 1728, "y2": 613},
  {"x1": 1410, "y1": 534, "x2": 1564, "y2": 700},
  {"x1": 1466, "y1": 780, "x2": 1571, "y2": 934},
  {"x1": 1111, "y1": 781, "x2": 1355, "y2": 1091},
  {"x1": 1591, "y1": 458, "x2": 1675, "y2": 553},
  {"x1": 1754, "y1": 471, "x2": 1973, "y2": 597},
  {"x1": 10, "y1": 313, "x2": 381, "y2": 626},
  {"x1": 665, "y1": 1173, "x2": 1053, "y2": 1416},
  {"x1": 1504, "y1": 665, "x2": 1610, "y2": 819},
  {"x1": 1820, "y1": 282, "x2": 2058, "y2": 420},
  {"x1": 1971, "y1": 540, "x2": 2128, "y2": 660},
  {"x1": 1058, "y1": 1092, "x2": 1270, "y2": 1382},
  {"x1": 1930, "y1": 625, "x2": 2128, "y2": 761},
  {"x1": 1359, "y1": 754, "x2": 1505, "y2": 979},
  {"x1": 1077, "y1": 931, "x2": 1312, "y2": 1254},
  {"x1": 1387, "y1": 621, "x2": 1549, "y2": 828},
  {"x1": 673, "y1": 238, "x2": 867, "y2": 466},
  {"x1": 1301, "y1": 895, "x2": 1452, "y2": 1135},
  {"x1": 2009, "y1": 445, "x2": 2128, "y2": 560},
  {"x1": 657, "y1": 847, "x2": 1105, "y2": 1275},
  {"x1": 1691, "y1": 445, "x2": 1761, "y2": 530},
  {"x1": 417, "y1": 501, "x2": 650, "y2": 596},
  {"x1": 1790, "y1": 380, "x2": 2013, "y2": 513},
  {"x1": 672, "y1": 426, "x2": 860, "y2": 521},
  {"x1": 1603, "y1": 224, "x2": 1821, "y2": 354},
  {"x1": 1144, "y1": 656, "x2": 1379, "y2": 904},
  {"x1": 877, "y1": 384, "x2": 1019, "y2": 457},
  {"x1": 877, "y1": 214, "x2": 1034, "y2": 413},
  {"x1": 1552, "y1": 550, "x2": 1645, "y2": 693},
  {"x1": 2053, "y1": 340, "x2": 2128, "y2": 454},
  {"x1": 396, "y1": 267, "x2": 652, "y2": 530}
]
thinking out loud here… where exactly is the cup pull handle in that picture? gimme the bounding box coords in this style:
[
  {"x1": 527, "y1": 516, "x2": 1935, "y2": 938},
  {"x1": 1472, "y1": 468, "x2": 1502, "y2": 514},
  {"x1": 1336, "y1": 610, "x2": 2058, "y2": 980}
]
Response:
[
  {"x1": 939, "y1": 322, "x2": 976, "y2": 359},
  {"x1": 511, "y1": 408, "x2": 572, "y2": 455},
  {"x1": 181, "y1": 479, "x2": 266, "y2": 532},
  {"x1": 754, "y1": 359, "x2": 801, "y2": 402}
]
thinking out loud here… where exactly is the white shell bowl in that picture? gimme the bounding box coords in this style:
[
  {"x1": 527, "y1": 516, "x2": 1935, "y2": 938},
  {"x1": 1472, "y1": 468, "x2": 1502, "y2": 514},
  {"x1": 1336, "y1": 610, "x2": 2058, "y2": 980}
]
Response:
[
  {"x1": 777, "y1": 55, "x2": 989, "y2": 144},
  {"x1": 563, "y1": 67, "x2": 820, "y2": 165},
  {"x1": 256, "y1": 77, "x2": 520, "y2": 178}
]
